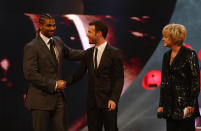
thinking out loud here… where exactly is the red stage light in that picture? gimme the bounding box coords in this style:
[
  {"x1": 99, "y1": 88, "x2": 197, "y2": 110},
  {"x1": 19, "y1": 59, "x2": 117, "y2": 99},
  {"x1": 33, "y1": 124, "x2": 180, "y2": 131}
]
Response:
[
  {"x1": 184, "y1": 44, "x2": 193, "y2": 50},
  {"x1": 142, "y1": 70, "x2": 161, "y2": 90},
  {"x1": 22, "y1": 94, "x2": 26, "y2": 103},
  {"x1": 200, "y1": 71, "x2": 201, "y2": 89},
  {"x1": 198, "y1": 49, "x2": 201, "y2": 61},
  {"x1": 6, "y1": 83, "x2": 12, "y2": 88},
  {"x1": 0, "y1": 77, "x2": 7, "y2": 82},
  {"x1": 0, "y1": 58, "x2": 10, "y2": 71}
]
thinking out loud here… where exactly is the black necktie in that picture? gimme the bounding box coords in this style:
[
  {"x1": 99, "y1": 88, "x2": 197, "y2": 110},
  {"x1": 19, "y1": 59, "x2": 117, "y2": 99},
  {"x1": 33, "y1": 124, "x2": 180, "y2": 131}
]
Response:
[
  {"x1": 94, "y1": 47, "x2": 98, "y2": 70},
  {"x1": 49, "y1": 39, "x2": 57, "y2": 62}
]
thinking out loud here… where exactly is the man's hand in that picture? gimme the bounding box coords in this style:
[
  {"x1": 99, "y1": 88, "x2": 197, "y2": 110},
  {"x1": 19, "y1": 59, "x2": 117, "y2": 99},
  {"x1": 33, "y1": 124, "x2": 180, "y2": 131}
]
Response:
[
  {"x1": 56, "y1": 80, "x2": 66, "y2": 92},
  {"x1": 108, "y1": 100, "x2": 116, "y2": 111},
  {"x1": 186, "y1": 106, "x2": 194, "y2": 116},
  {"x1": 157, "y1": 107, "x2": 164, "y2": 113}
]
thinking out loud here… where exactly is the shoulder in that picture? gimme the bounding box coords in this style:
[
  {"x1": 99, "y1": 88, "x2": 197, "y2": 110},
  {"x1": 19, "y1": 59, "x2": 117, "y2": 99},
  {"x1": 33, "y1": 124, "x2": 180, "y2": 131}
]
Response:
[
  {"x1": 183, "y1": 46, "x2": 196, "y2": 54},
  {"x1": 84, "y1": 47, "x2": 94, "y2": 55},
  {"x1": 53, "y1": 36, "x2": 65, "y2": 46},
  {"x1": 53, "y1": 36, "x2": 62, "y2": 42},
  {"x1": 106, "y1": 44, "x2": 120, "y2": 51},
  {"x1": 53, "y1": 36, "x2": 63, "y2": 42},
  {"x1": 105, "y1": 45, "x2": 122, "y2": 61},
  {"x1": 23, "y1": 37, "x2": 41, "y2": 55},
  {"x1": 85, "y1": 46, "x2": 96, "y2": 52},
  {"x1": 182, "y1": 46, "x2": 198, "y2": 59},
  {"x1": 107, "y1": 45, "x2": 121, "y2": 56},
  {"x1": 53, "y1": 36, "x2": 67, "y2": 49},
  {"x1": 24, "y1": 37, "x2": 39, "y2": 49}
]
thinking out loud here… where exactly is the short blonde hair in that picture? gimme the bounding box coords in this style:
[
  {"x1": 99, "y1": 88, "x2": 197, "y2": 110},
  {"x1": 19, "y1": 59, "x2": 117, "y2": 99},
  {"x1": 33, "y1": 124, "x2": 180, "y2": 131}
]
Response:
[{"x1": 162, "y1": 24, "x2": 186, "y2": 46}]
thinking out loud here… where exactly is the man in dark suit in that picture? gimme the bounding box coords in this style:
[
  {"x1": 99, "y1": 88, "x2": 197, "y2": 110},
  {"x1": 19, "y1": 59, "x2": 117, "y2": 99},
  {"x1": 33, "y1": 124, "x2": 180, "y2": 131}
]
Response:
[
  {"x1": 23, "y1": 14, "x2": 84, "y2": 131},
  {"x1": 66, "y1": 21, "x2": 124, "y2": 131}
]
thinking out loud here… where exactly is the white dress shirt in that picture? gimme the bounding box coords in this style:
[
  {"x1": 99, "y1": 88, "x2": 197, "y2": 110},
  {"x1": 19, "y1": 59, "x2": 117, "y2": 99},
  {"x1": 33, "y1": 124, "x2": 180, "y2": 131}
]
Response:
[
  {"x1": 93, "y1": 41, "x2": 107, "y2": 69},
  {"x1": 39, "y1": 32, "x2": 59, "y2": 60}
]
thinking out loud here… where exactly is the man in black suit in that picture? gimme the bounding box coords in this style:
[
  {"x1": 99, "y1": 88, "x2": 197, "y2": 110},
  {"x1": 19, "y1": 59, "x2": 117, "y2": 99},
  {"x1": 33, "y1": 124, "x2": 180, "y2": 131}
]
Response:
[
  {"x1": 66, "y1": 21, "x2": 124, "y2": 131},
  {"x1": 23, "y1": 14, "x2": 84, "y2": 131}
]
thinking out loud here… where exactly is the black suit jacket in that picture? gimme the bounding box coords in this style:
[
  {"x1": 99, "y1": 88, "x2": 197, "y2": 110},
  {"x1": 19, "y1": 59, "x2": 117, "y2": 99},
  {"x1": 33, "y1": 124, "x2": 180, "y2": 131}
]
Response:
[
  {"x1": 67, "y1": 44, "x2": 124, "y2": 110},
  {"x1": 23, "y1": 35, "x2": 83, "y2": 110},
  {"x1": 159, "y1": 46, "x2": 200, "y2": 119}
]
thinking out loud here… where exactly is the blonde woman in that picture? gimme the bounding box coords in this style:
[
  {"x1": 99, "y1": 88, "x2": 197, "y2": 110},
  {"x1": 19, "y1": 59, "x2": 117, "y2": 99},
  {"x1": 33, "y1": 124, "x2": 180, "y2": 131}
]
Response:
[{"x1": 157, "y1": 24, "x2": 200, "y2": 131}]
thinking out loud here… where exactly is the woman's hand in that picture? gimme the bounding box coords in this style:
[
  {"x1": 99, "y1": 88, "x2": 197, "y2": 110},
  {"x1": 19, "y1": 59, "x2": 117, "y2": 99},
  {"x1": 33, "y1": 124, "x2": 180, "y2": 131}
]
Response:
[{"x1": 157, "y1": 107, "x2": 164, "y2": 112}]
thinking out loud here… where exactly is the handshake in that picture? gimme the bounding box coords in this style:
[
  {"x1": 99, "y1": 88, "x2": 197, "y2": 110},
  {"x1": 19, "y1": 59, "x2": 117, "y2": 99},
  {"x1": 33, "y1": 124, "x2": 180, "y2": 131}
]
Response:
[{"x1": 56, "y1": 80, "x2": 67, "y2": 92}]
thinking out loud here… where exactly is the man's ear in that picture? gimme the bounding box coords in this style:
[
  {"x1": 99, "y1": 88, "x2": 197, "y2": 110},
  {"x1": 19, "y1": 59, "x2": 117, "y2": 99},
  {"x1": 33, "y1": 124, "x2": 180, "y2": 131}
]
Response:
[
  {"x1": 39, "y1": 24, "x2": 42, "y2": 30},
  {"x1": 97, "y1": 31, "x2": 102, "y2": 37}
]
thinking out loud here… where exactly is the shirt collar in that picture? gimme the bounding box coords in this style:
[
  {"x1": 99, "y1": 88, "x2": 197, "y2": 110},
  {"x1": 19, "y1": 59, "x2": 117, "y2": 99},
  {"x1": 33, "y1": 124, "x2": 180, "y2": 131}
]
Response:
[
  {"x1": 39, "y1": 32, "x2": 52, "y2": 45},
  {"x1": 95, "y1": 41, "x2": 107, "y2": 50}
]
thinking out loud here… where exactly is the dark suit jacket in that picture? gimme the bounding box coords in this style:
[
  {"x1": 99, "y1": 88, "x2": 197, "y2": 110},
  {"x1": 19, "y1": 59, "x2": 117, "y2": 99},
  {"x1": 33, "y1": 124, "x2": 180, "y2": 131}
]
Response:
[
  {"x1": 67, "y1": 44, "x2": 124, "y2": 110},
  {"x1": 23, "y1": 35, "x2": 83, "y2": 110},
  {"x1": 159, "y1": 46, "x2": 200, "y2": 119}
]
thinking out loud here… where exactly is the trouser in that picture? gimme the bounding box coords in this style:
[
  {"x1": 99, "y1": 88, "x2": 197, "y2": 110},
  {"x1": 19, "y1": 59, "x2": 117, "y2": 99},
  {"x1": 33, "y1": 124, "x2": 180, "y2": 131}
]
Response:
[
  {"x1": 87, "y1": 106, "x2": 118, "y2": 131},
  {"x1": 166, "y1": 118, "x2": 195, "y2": 131},
  {"x1": 31, "y1": 94, "x2": 66, "y2": 131}
]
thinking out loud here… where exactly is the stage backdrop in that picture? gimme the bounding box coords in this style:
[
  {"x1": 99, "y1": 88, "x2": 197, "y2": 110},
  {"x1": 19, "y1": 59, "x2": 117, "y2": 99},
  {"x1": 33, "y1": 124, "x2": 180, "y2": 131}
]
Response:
[{"x1": 0, "y1": 0, "x2": 200, "y2": 131}]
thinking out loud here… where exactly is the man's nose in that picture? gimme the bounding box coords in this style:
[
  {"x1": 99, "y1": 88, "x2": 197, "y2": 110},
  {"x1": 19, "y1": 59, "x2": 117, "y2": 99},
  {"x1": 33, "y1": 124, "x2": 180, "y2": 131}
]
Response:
[{"x1": 50, "y1": 25, "x2": 56, "y2": 30}]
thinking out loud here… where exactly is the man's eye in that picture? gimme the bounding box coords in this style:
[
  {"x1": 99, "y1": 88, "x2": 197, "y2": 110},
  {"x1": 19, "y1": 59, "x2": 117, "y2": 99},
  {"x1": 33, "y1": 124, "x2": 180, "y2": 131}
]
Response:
[{"x1": 46, "y1": 25, "x2": 55, "y2": 27}]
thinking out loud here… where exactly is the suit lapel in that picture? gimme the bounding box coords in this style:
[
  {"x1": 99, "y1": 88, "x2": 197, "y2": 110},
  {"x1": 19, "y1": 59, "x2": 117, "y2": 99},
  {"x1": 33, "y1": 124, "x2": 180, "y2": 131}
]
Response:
[
  {"x1": 89, "y1": 43, "x2": 110, "y2": 72},
  {"x1": 170, "y1": 46, "x2": 184, "y2": 68},
  {"x1": 90, "y1": 47, "x2": 95, "y2": 71},
  {"x1": 37, "y1": 36, "x2": 57, "y2": 68},
  {"x1": 54, "y1": 38, "x2": 62, "y2": 65}
]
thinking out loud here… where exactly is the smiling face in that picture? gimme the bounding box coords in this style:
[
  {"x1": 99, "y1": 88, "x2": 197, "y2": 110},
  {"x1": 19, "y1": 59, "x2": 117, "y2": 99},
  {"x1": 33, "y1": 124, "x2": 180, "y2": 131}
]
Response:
[
  {"x1": 87, "y1": 25, "x2": 99, "y2": 44},
  {"x1": 162, "y1": 24, "x2": 186, "y2": 47},
  {"x1": 39, "y1": 18, "x2": 56, "y2": 38},
  {"x1": 162, "y1": 34, "x2": 173, "y2": 48}
]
